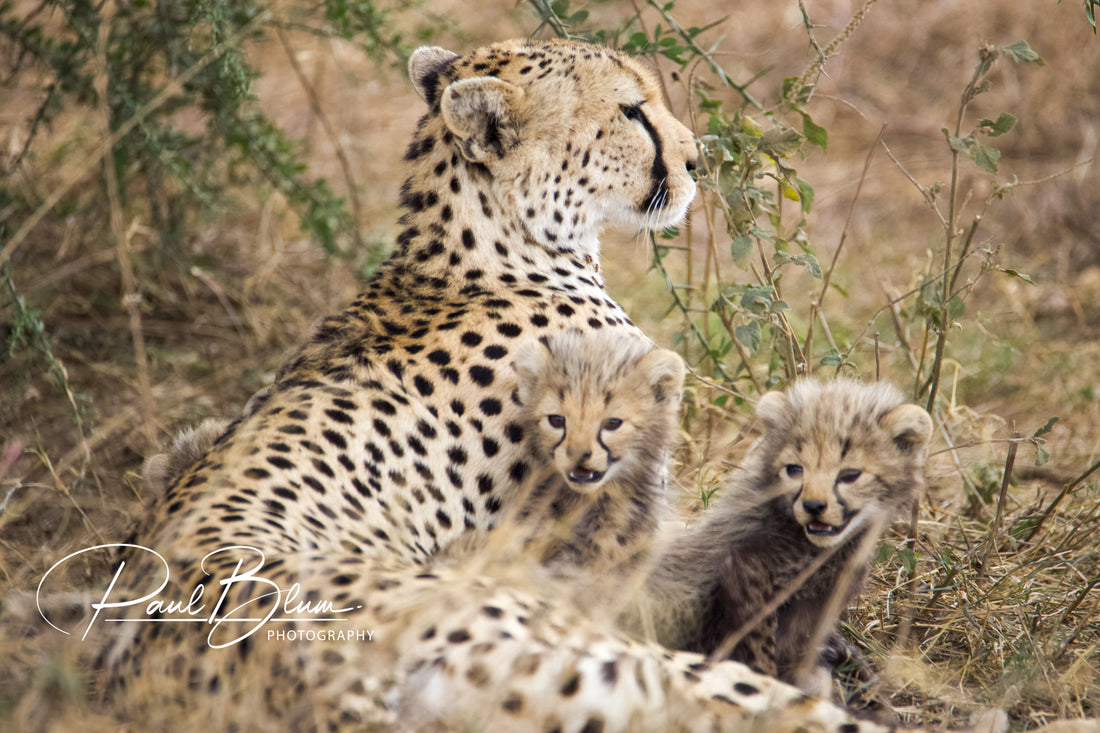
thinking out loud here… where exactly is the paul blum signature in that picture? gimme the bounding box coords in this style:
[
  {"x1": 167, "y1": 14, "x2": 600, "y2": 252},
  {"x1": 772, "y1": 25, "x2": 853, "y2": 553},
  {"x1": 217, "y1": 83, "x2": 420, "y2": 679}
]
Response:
[{"x1": 37, "y1": 544, "x2": 363, "y2": 648}]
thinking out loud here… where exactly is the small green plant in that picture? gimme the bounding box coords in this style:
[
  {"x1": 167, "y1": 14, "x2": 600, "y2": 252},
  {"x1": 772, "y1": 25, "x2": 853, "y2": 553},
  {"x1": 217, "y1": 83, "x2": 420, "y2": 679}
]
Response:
[
  {"x1": 0, "y1": 0, "x2": 446, "y2": 435},
  {"x1": 525, "y1": 1, "x2": 1099, "y2": 724},
  {"x1": 1060, "y1": 0, "x2": 1100, "y2": 32}
]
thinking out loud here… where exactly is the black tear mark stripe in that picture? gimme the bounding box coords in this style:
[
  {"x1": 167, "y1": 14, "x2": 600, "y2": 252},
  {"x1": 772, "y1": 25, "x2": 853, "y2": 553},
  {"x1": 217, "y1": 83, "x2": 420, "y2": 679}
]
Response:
[{"x1": 631, "y1": 106, "x2": 668, "y2": 213}]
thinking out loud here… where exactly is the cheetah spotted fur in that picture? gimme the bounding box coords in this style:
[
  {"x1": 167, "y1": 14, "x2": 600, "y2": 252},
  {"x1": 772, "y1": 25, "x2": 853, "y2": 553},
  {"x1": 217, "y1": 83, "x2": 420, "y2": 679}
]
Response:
[{"x1": 91, "y1": 40, "x2": 979, "y2": 732}]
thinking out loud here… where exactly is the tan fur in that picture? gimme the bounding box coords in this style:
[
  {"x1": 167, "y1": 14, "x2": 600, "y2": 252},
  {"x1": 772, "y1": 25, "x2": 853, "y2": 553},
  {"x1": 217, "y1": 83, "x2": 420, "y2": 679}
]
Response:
[
  {"x1": 142, "y1": 418, "x2": 229, "y2": 494},
  {"x1": 630, "y1": 378, "x2": 932, "y2": 693},
  {"x1": 141, "y1": 387, "x2": 271, "y2": 494},
  {"x1": 94, "y1": 41, "x2": 921, "y2": 732},
  {"x1": 509, "y1": 329, "x2": 684, "y2": 571}
]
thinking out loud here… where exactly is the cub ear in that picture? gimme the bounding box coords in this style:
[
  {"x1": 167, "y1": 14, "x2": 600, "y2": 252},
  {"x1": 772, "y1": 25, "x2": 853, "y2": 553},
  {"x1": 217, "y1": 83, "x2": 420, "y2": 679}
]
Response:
[
  {"x1": 511, "y1": 340, "x2": 550, "y2": 407},
  {"x1": 880, "y1": 404, "x2": 933, "y2": 461},
  {"x1": 408, "y1": 46, "x2": 460, "y2": 106},
  {"x1": 636, "y1": 349, "x2": 685, "y2": 404},
  {"x1": 440, "y1": 76, "x2": 525, "y2": 163},
  {"x1": 754, "y1": 391, "x2": 789, "y2": 430}
]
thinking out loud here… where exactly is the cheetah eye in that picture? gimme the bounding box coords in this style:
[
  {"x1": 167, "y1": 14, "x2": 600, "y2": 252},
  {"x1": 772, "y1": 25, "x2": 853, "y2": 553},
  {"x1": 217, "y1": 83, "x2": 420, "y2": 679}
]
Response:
[
  {"x1": 783, "y1": 464, "x2": 803, "y2": 478},
  {"x1": 547, "y1": 415, "x2": 566, "y2": 429},
  {"x1": 620, "y1": 104, "x2": 644, "y2": 122},
  {"x1": 603, "y1": 417, "x2": 623, "y2": 431},
  {"x1": 837, "y1": 469, "x2": 862, "y2": 484}
]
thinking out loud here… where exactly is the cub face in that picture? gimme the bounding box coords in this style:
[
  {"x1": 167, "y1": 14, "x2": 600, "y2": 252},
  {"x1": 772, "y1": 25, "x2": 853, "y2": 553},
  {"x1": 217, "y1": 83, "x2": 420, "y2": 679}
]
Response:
[
  {"x1": 755, "y1": 380, "x2": 934, "y2": 548},
  {"x1": 512, "y1": 331, "x2": 685, "y2": 495}
]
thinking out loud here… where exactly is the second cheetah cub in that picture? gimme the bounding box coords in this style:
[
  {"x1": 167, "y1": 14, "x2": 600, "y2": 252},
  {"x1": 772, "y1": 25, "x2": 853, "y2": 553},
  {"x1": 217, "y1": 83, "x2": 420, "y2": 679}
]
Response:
[
  {"x1": 634, "y1": 378, "x2": 933, "y2": 694},
  {"x1": 505, "y1": 329, "x2": 686, "y2": 573}
]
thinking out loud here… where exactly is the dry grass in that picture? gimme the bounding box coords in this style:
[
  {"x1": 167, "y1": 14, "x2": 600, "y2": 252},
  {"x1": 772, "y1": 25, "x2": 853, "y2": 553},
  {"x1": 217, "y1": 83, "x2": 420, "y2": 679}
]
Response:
[{"x1": 2, "y1": 0, "x2": 1099, "y2": 729}]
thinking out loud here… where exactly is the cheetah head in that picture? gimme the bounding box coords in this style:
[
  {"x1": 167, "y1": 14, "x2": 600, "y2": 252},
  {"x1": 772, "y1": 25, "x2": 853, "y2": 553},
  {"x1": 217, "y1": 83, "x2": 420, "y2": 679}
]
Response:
[
  {"x1": 512, "y1": 331, "x2": 685, "y2": 495},
  {"x1": 407, "y1": 40, "x2": 699, "y2": 251},
  {"x1": 755, "y1": 379, "x2": 933, "y2": 548}
]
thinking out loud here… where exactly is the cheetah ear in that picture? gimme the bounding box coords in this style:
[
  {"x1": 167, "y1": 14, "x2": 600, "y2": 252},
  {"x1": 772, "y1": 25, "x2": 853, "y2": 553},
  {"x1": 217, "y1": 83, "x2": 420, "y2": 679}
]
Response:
[
  {"x1": 440, "y1": 76, "x2": 525, "y2": 163},
  {"x1": 511, "y1": 340, "x2": 550, "y2": 406},
  {"x1": 408, "y1": 46, "x2": 460, "y2": 107},
  {"x1": 754, "y1": 391, "x2": 789, "y2": 430},
  {"x1": 880, "y1": 404, "x2": 933, "y2": 461},
  {"x1": 636, "y1": 349, "x2": 685, "y2": 404}
]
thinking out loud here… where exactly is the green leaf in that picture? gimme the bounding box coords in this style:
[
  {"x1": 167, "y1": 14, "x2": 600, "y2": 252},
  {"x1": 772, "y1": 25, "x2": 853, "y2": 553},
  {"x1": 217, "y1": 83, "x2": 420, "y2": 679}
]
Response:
[
  {"x1": 734, "y1": 322, "x2": 762, "y2": 351},
  {"x1": 759, "y1": 127, "x2": 804, "y2": 158},
  {"x1": 979, "y1": 112, "x2": 1017, "y2": 137},
  {"x1": 1001, "y1": 41, "x2": 1044, "y2": 65},
  {"x1": 1034, "y1": 444, "x2": 1051, "y2": 467},
  {"x1": 794, "y1": 178, "x2": 815, "y2": 214},
  {"x1": 774, "y1": 251, "x2": 822, "y2": 279},
  {"x1": 896, "y1": 547, "x2": 919, "y2": 575},
  {"x1": 1001, "y1": 267, "x2": 1035, "y2": 284},
  {"x1": 1033, "y1": 416, "x2": 1059, "y2": 439},
  {"x1": 945, "y1": 131, "x2": 1001, "y2": 173},
  {"x1": 740, "y1": 285, "x2": 774, "y2": 314},
  {"x1": 740, "y1": 115, "x2": 763, "y2": 138},
  {"x1": 800, "y1": 112, "x2": 828, "y2": 152},
  {"x1": 730, "y1": 233, "x2": 753, "y2": 266},
  {"x1": 947, "y1": 294, "x2": 966, "y2": 321}
]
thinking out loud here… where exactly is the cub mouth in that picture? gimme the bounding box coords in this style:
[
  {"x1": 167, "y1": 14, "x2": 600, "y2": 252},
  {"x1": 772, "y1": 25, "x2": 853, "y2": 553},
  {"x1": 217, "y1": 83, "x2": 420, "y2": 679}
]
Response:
[
  {"x1": 567, "y1": 468, "x2": 606, "y2": 484},
  {"x1": 805, "y1": 520, "x2": 847, "y2": 537},
  {"x1": 803, "y1": 513, "x2": 856, "y2": 539}
]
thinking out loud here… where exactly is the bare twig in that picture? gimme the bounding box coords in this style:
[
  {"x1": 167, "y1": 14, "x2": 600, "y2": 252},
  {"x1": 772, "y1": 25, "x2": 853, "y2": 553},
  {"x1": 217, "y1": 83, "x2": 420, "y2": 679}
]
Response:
[
  {"x1": 980, "y1": 431, "x2": 1020, "y2": 567},
  {"x1": 804, "y1": 125, "x2": 884, "y2": 372},
  {"x1": 795, "y1": 1, "x2": 827, "y2": 63},
  {"x1": 276, "y1": 28, "x2": 364, "y2": 251},
  {"x1": 926, "y1": 46, "x2": 998, "y2": 417},
  {"x1": 1024, "y1": 459, "x2": 1100, "y2": 543},
  {"x1": 644, "y1": 0, "x2": 763, "y2": 109},
  {"x1": 96, "y1": 28, "x2": 157, "y2": 454}
]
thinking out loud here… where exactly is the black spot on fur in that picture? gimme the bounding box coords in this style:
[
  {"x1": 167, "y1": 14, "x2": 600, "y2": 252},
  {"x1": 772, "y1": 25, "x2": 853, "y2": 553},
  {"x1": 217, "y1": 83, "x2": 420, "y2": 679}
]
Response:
[
  {"x1": 559, "y1": 672, "x2": 581, "y2": 697},
  {"x1": 469, "y1": 365, "x2": 494, "y2": 386},
  {"x1": 447, "y1": 628, "x2": 470, "y2": 643},
  {"x1": 734, "y1": 682, "x2": 760, "y2": 696}
]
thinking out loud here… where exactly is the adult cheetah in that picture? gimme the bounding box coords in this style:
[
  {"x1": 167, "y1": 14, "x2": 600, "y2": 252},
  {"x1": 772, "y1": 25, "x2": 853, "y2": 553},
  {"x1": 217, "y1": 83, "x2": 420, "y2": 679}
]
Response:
[{"x1": 81, "y1": 40, "x2": 1003, "y2": 732}]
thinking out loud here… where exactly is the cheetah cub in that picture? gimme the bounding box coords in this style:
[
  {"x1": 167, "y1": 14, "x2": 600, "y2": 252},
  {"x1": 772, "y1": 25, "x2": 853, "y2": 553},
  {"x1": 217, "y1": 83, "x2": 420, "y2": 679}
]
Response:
[
  {"x1": 142, "y1": 418, "x2": 230, "y2": 494},
  {"x1": 142, "y1": 387, "x2": 270, "y2": 494},
  {"x1": 635, "y1": 378, "x2": 932, "y2": 693},
  {"x1": 507, "y1": 329, "x2": 686, "y2": 573}
]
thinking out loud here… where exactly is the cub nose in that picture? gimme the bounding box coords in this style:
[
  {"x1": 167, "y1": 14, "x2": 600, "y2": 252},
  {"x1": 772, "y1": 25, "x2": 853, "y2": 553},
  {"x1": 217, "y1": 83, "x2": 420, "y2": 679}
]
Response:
[
  {"x1": 570, "y1": 449, "x2": 593, "y2": 465},
  {"x1": 802, "y1": 499, "x2": 827, "y2": 516}
]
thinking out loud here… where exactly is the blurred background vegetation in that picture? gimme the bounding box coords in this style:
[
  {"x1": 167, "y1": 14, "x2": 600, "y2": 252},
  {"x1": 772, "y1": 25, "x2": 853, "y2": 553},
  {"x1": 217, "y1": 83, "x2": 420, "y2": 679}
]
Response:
[{"x1": 1, "y1": 0, "x2": 1098, "y2": 729}]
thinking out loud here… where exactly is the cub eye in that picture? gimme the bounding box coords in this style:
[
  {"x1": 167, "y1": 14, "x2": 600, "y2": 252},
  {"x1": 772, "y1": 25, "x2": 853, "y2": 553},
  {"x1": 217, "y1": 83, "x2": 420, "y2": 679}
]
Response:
[
  {"x1": 603, "y1": 417, "x2": 623, "y2": 431},
  {"x1": 837, "y1": 469, "x2": 862, "y2": 484},
  {"x1": 783, "y1": 464, "x2": 803, "y2": 478},
  {"x1": 620, "y1": 104, "x2": 644, "y2": 122},
  {"x1": 547, "y1": 415, "x2": 566, "y2": 429}
]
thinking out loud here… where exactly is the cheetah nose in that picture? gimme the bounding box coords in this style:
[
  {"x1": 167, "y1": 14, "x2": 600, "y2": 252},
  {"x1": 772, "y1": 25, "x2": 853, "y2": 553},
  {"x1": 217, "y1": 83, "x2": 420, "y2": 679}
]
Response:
[{"x1": 802, "y1": 499, "x2": 827, "y2": 516}]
